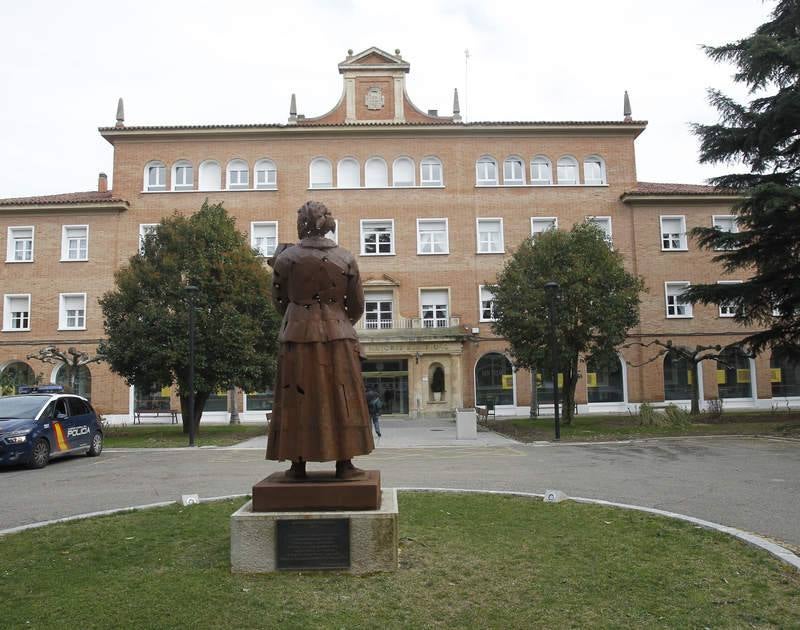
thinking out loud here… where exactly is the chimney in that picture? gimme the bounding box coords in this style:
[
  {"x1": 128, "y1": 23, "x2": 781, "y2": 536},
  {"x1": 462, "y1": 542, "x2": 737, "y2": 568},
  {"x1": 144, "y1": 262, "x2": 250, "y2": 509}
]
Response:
[{"x1": 98, "y1": 172, "x2": 108, "y2": 192}]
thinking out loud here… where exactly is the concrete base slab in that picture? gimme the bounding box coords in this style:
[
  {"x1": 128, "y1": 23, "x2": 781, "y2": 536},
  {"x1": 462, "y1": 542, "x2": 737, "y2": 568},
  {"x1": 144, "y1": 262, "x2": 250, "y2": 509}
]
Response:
[{"x1": 231, "y1": 488, "x2": 398, "y2": 574}]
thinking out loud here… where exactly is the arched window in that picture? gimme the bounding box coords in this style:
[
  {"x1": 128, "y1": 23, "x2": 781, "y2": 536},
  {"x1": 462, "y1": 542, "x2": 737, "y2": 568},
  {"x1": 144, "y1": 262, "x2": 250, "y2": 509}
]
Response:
[
  {"x1": 0, "y1": 361, "x2": 35, "y2": 395},
  {"x1": 770, "y1": 349, "x2": 800, "y2": 397},
  {"x1": 663, "y1": 351, "x2": 693, "y2": 400},
  {"x1": 420, "y1": 156, "x2": 443, "y2": 186},
  {"x1": 55, "y1": 364, "x2": 92, "y2": 400},
  {"x1": 476, "y1": 156, "x2": 498, "y2": 186},
  {"x1": 171, "y1": 160, "x2": 193, "y2": 191},
  {"x1": 717, "y1": 347, "x2": 753, "y2": 399},
  {"x1": 226, "y1": 159, "x2": 249, "y2": 190},
  {"x1": 254, "y1": 159, "x2": 277, "y2": 189},
  {"x1": 392, "y1": 157, "x2": 415, "y2": 187},
  {"x1": 144, "y1": 161, "x2": 166, "y2": 191},
  {"x1": 365, "y1": 157, "x2": 388, "y2": 188},
  {"x1": 309, "y1": 158, "x2": 333, "y2": 188},
  {"x1": 530, "y1": 156, "x2": 552, "y2": 185},
  {"x1": 475, "y1": 353, "x2": 514, "y2": 406},
  {"x1": 556, "y1": 156, "x2": 579, "y2": 185},
  {"x1": 337, "y1": 158, "x2": 360, "y2": 188},
  {"x1": 198, "y1": 160, "x2": 221, "y2": 191},
  {"x1": 135, "y1": 384, "x2": 170, "y2": 411},
  {"x1": 503, "y1": 156, "x2": 525, "y2": 185},
  {"x1": 583, "y1": 155, "x2": 606, "y2": 185},
  {"x1": 586, "y1": 354, "x2": 625, "y2": 403}
]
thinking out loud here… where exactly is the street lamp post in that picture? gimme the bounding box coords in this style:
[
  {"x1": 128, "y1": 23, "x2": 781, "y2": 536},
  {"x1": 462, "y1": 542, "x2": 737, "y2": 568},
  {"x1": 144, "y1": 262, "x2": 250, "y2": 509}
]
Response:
[
  {"x1": 544, "y1": 281, "x2": 561, "y2": 441},
  {"x1": 185, "y1": 285, "x2": 199, "y2": 447}
]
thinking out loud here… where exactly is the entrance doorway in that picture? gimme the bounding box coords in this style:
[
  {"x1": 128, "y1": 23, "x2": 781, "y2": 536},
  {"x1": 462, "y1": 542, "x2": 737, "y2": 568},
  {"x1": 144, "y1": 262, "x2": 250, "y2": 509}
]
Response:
[{"x1": 362, "y1": 359, "x2": 409, "y2": 414}]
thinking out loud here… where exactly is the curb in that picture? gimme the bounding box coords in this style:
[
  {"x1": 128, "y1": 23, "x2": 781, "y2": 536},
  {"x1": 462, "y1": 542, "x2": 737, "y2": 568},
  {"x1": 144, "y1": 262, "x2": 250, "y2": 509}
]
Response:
[{"x1": 1, "y1": 488, "x2": 798, "y2": 572}]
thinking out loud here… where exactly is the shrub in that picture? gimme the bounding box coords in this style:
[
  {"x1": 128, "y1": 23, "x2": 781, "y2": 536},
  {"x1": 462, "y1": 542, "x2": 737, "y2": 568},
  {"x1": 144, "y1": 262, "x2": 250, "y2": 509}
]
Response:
[
  {"x1": 706, "y1": 398, "x2": 724, "y2": 420},
  {"x1": 664, "y1": 404, "x2": 691, "y2": 427},
  {"x1": 638, "y1": 402, "x2": 660, "y2": 426}
]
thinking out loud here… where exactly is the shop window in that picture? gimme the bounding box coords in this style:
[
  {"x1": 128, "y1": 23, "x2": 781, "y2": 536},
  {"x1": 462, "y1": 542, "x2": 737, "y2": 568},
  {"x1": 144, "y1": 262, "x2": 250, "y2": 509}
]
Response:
[
  {"x1": 475, "y1": 353, "x2": 514, "y2": 406},
  {"x1": 716, "y1": 347, "x2": 752, "y2": 399},
  {"x1": 663, "y1": 351, "x2": 694, "y2": 400},
  {"x1": 0, "y1": 361, "x2": 35, "y2": 395},
  {"x1": 586, "y1": 354, "x2": 625, "y2": 403},
  {"x1": 770, "y1": 349, "x2": 800, "y2": 398}
]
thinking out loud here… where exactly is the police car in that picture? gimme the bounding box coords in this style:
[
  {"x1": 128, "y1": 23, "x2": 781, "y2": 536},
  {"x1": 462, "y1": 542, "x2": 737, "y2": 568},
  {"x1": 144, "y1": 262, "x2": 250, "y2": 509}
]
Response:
[{"x1": 0, "y1": 385, "x2": 103, "y2": 469}]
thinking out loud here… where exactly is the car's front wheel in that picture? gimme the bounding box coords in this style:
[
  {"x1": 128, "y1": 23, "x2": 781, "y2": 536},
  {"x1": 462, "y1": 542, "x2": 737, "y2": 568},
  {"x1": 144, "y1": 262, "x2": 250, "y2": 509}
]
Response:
[
  {"x1": 28, "y1": 438, "x2": 50, "y2": 469},
  {"x1": 87, "y1": 431, "x2": 103, "y2": 457}
]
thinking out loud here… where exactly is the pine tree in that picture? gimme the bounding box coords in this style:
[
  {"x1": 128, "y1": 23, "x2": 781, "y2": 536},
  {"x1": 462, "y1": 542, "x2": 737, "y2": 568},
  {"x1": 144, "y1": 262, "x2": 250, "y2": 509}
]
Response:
[{"x1": 685, "y1": 0, "x2": 800, "y2": 359}]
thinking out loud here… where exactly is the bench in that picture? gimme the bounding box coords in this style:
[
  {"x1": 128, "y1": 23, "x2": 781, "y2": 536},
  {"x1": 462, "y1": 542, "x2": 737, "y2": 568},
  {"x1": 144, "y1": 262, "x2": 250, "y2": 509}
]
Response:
[{"x1": 134, "y1": 408, "x2": 179, "y2": 424}]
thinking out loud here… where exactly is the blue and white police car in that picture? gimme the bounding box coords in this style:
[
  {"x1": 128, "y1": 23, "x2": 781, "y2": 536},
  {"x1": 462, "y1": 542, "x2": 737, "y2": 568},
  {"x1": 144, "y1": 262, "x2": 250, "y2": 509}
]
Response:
[{"x1": 0, "y1": 385, "x2": 103, "y2": 469}]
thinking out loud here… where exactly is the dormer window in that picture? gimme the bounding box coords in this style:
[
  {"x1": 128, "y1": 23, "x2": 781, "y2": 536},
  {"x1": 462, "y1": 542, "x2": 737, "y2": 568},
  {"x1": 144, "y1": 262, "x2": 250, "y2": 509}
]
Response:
[
  {"x1": 144, "y1": 161, "x2": 166, "y2": 191},
  {"x1": 227, "y1": 160, "x2": 249, "y2": 190},
  {"x1": 476, "y1": 156, "x2": 498, "y2": 186}
]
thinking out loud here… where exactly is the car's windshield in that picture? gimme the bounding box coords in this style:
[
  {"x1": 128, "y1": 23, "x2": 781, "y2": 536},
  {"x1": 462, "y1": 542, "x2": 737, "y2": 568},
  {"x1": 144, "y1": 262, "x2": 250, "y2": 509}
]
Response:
[{"x1": 0, "y1": 396, "x2": 48, "y2": 420}]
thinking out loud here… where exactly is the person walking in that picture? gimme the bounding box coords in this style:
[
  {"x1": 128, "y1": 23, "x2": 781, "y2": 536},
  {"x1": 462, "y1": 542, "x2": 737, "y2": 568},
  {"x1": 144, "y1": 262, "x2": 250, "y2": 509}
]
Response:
[{"x1": 366, "y1": 385, "x2": 383, "y2": 437}]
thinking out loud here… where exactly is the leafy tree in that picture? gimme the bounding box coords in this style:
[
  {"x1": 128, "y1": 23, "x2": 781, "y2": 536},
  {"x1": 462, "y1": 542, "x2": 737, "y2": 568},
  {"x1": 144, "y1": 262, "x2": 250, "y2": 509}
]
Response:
[
  {"x1": 491, "y1": 223, "x2": 644, "y2": 424},
  {"x1": 685, "y1": 0, "x2": 800, "y2": 359},
  {"x1": 99, "y1": 201, "x2": 281, "y2": 434}
]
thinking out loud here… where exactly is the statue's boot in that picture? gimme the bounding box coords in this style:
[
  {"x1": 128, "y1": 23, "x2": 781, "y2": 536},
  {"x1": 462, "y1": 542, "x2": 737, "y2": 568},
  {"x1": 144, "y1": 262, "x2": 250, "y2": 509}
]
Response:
[
  {"x1": 335, "y1": 459, "x2": 367, "y2": 480},
  {"x1": 285, "y1": 459, "x2": 307, "y2": 479}
]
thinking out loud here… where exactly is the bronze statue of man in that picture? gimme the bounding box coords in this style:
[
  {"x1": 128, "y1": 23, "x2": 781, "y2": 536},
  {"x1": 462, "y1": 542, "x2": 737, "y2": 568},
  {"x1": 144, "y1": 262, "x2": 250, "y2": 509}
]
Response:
[{"x1": 266, "y1": 201, "x2": 374, "y2": 479}]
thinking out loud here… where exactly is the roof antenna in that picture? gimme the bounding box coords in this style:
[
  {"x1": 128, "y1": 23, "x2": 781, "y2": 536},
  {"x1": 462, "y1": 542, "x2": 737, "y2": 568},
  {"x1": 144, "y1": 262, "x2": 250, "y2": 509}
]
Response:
[{"x1": 464, "y1": 49, "x2": 470, "y2": 123}]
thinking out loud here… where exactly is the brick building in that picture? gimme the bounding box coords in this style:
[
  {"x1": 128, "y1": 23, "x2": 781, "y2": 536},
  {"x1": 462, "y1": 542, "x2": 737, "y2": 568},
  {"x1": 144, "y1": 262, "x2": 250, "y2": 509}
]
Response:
[{"x1": 1, "y1": 46, "x2": 798, "y2": 421}]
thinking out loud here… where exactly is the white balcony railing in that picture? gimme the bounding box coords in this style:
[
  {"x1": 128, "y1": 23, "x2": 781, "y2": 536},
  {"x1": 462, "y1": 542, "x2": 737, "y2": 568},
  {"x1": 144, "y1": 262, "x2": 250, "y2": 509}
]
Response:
[{"x1": 354, "y1": 315, "x2": 460, "y2": 331}]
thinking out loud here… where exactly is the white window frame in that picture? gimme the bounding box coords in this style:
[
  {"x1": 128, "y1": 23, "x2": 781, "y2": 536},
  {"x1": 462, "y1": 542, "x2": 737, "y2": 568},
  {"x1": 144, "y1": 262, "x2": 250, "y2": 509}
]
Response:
[
  {"x1": 420, "y1": 157, "x2": 443, "y2": 187},
  {"x1": 531, "y1": 217, "x2": 558, "y2": 237},
  {"x1": 712, "y1": 215, "x2": 739, "y2": 250},
  {"x1": 364, "y1": 157, "x2": 389, "y2": 188},
  {"x1": 3, "y1": 294, "x2": 31, "y2": 331},
  {"x1": 226, "y1": 159, "x2": 249, "y2": 190},
  {"x1": 251, "y1": 221, "x2": 278, "y2": 257},
  {"x1": 309, "y1": 157, "x2": 333, "y2": 189},
  {"x1": 718, "y1": 280, "x2": 743, "y2": 318},
  {"x1": 392, "y1": 157, "x2": 415, "y2": 187},
  {"x1": 143, "y1": 161, "x2": 166, "y2": 192},
  {"x1": 556, "y1": 156, "x2": 579, "y2": 185},
  {"x1": 476, "y1": 156, "x2": 498, "y2": 186},
  {"x1": 254, "y1": 159, "x2": 277, "y2": 190},
  {"x1": 59, "y1": 293, "x2": 87, "y2": 331},
  {"x1": 337, "y1": 158, "x2": 360, "y2": 189},
  {"x1": 416, "y1": 218, "x2": 449, "y2": 255},
  {"x1": 530, "y1": 156, "x2": 552, "y2": 185},
  {"x1": 476, "y1": 218, "x2": 504, "y2": 254},
  {"x1": 61, "y1": 225, "x2": 89, "y2": 261},
  {"x1": 503, "y1": 156, "x2": 525, "y2": 186},
  {"x1": 419, "y1": 288, "x2": 450, "y2": 328},
  {"x1": 583, "y1": 155, "x2": 607, "y2": 185},
  {"x1": 665, "y1": 282, "x2": 693, "y2": 318},
  {"x1": 360, "y1": 219, "x2": 395, "y2": 256},
  {"x1": 198, "y1": 160, "x2": 222, "y2": 191},
  {"x1": 364, "y1": 290, "x2": 394, "y2": 330},
  {"x1": 586, "y1": 216, "x2": 613, "y2": 244},
  {"x1": 138, "y1": 224, "x2": 158, "y2": 252},
  {"x1": 660, "y1": 215, "x2": 688, "y2": 251},
  {"x1": 479, "y1": 285, "x2": 497, "y2": 322},
  {"x1": 6, "y1": 226, "x2": 34, "y2": 263},
  {"x1": 171, "y1": 160, "x2": 193, "y2": 191}
]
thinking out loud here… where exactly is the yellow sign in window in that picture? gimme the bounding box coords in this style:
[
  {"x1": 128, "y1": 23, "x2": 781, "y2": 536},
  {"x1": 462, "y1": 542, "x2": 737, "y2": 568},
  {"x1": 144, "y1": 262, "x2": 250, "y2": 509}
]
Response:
[
  {"x1": 536, "y1": 373, "x2": 543, "y2": 385},
  {"x1": 587, "y1": 372, "x2": 598, "y2": 387},
  {"x1": 558, "y1": 373, "x2": 564, "y2": 388},
  {"x1": 736, "y1": 369, "x2": 750, "y2": 384},
  {"x1": 716, "y1": 369, "x2": 726, "y2": 385},
  {"x1": 160, "y1": 386, "x2": 171, "y2": 398},
  {"x1": 771, "y1": 368, "x2": 782, "y2": 383},
  {"x1": 501, "y1": 374, "x2": 513, "y2": 390},
  {"x1": 687, "y1": 370, "x2": 693, "y2": 385}
]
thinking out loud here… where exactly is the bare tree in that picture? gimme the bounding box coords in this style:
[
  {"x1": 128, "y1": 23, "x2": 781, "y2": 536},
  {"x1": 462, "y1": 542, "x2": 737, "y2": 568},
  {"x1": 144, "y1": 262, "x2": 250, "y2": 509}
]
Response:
[{"x1": 27, "y1": 346, "x2": 103, "y2": 395}]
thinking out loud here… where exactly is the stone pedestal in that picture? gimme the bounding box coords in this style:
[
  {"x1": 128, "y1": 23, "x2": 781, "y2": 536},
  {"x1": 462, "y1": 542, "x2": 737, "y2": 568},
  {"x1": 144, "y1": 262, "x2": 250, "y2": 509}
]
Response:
[
  {"x1": 231, "y1": 488, "x2": 399, "y2": 574},
  {"x1": 252, "y1": 470, "x2": 381, "y2": 511}
]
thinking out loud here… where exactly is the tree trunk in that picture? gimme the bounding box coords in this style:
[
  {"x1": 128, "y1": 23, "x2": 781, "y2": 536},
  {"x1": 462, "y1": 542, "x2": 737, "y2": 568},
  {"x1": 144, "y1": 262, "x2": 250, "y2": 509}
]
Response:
[
  {"x1": 561, "y1": 356, "x2": 579, "y2": 425},
  {"x1": 529, "y1": 368, "x2": 538, "y2": 419},
  {"x1": 690, "y1": 359, "x2": 701, "y2": 415},
  {"x1": 229, "y1": 387, "x2": 240, "y2": 425},
  {"x1": 179, "y1": 392, "x2": 211, "y2": 435}
]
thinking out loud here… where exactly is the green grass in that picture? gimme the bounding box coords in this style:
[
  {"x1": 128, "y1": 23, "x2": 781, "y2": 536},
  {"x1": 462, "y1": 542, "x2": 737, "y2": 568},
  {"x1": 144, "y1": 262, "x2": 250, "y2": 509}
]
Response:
[
  {"x1": 489, "y1": 411, "x2": 800, "y2": 443},
  {"x1": 103, "y1": 423, "x2": 267, "y2": 448},
  {"x1": 1, "y1": 493, "x2": 798, "y2": 628}
]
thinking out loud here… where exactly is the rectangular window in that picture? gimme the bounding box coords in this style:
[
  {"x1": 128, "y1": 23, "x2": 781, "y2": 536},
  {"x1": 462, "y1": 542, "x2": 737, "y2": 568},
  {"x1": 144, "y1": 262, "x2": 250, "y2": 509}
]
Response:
[
  {"x1": 420, "y1": 289, "x2": 449, "y2": 328},
  {"x1": 364, "y1": 291, "x2": 393, "y2": 329},
  {"x1": 557, "y1": 162, "x2": 578, "y2": 185},
  {"x1": 718, "y1": 280, "x2": 743, "y2": 318},
  {"x1": 3, "y1": 294, "x2": 31, "y2": 331},
  {"x1": 476, "y1": 218, "x2": 504, "y2": 253},
  {"x1": 420, "y1": 159, "x2": 442, "y2": 186},
  {"x1": 7, "y1": 226, "x2": 34, "y2": 262},
  {"x1": 251, "y1": 222, "x2": 278, "y2": 257},
  {"x1": 228, "y1": 168, "x2": 248, "y2": 189},
  {"x1": 587, "y1": 216, "x2": 612, "y2": 244},
  {"x1": 531, "y1": 217, "x2": 558, "y2": 237},
  {"x1": 712, "y1": 215, "x2": 739, "y2": 250},
  {"x1": 360, "y1": 220, "x2": 395, "y2": 255},
  {"x1": 479, "y1": 285, "x2": 496, "y2": 322},
  {"x1": 503, "y1": 159, "x2": 524, "y2": 185},
  {"x1": 665, "y1": 282, "x2": 692, "y2": 318},
  {"x1": 174, "y1": 165, "x2": 193, "y2": 191},
  {"x1": 60, "y1": 293, "x2": 87, "y2": 330},
  {"x1": 660, "y1": 216, "x2": 687, "y2": 250},
  {"x1": 62, "y1": 225, "x2": 88, "y2": 261},
  {"x1": 417, "y1": 218, "x2": 449, "y2": 254},
  {"x1": 139, "y1": 224, "x2": 158, "y2": 252},
  {"x1": 255, "y1": 165, "x2": 277, "y2": 189}
]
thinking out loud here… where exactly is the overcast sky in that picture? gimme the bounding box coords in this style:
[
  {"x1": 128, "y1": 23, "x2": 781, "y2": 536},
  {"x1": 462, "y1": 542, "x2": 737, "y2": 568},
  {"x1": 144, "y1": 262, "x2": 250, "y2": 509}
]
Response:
[{"x1": 0, "y1": 0, "x2": 773, "y2": 198}]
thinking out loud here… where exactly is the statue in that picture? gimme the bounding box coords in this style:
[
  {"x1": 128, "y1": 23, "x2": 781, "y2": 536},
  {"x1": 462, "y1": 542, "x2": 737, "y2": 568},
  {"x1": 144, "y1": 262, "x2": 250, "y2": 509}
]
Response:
[{"x1": 266, "y1": 201, "x2": 374, "y2": 479}]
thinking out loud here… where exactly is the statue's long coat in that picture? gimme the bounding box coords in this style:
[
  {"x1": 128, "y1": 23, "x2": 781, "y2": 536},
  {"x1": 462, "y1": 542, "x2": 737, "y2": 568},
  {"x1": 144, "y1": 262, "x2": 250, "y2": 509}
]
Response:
[{"x1": 265, "y1": 236, "x2": 374, "y2": 462}]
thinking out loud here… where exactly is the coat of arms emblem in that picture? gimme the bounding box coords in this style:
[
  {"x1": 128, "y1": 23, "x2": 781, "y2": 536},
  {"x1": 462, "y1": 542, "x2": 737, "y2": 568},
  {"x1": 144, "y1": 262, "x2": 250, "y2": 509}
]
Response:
[{"x1": 365, "y1": 87, "x2": 384, "y2": 110}]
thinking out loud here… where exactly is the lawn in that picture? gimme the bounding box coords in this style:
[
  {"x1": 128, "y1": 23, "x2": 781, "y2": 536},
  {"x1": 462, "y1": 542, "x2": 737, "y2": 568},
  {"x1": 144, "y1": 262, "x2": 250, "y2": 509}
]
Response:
[
  {"x1": 488, "y1": 410, "x2": 800, "y2": 443},
  {"x1": 0, "y1": 493, "x2": 798, "y2": 628},
  {"x1": 103, "y1": 423, "x2": 267, "y2": 448}
]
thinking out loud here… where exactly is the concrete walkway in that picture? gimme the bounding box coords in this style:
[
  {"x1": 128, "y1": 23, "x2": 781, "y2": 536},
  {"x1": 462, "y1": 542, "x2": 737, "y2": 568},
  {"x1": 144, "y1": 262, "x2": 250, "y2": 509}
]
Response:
[{"x1": 231, "y1": 417, "x2": 519, "y2": 449}]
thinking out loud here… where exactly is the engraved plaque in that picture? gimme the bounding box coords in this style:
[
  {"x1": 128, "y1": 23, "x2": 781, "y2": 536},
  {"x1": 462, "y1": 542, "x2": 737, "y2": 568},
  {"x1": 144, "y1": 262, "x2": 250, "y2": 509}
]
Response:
[
  {"x1": 276, "y1": 519, "x2": 350, "y2": 570},
  {"x1": 365, "y1": 87, "x2": 384, "y2": 110}
]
